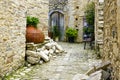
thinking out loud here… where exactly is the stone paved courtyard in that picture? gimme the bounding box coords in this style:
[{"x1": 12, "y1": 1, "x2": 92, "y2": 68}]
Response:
[{"x1": 4, "y1": 42, "x2": 101, "y2": 80}]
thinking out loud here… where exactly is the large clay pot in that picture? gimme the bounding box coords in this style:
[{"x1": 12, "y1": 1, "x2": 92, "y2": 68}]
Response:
[{"x1": 26, "y1": 26, "x2": 45, "y2": 43}]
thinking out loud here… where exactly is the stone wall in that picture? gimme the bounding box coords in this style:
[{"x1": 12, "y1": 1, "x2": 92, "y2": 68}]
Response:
[
  {"x1": 0, "y1": 0, "x2": 49, "y2": 78},
  {"x1": 103, "y1": 0, "x2": 120, "y2": 79},
  {"x1": 0, "y1": 0, "x2": 26, "y2": 77},
  {"x1": 27, "y1": 0, "x2": 49, "y2": 36},
  {"x1": 68, "y1": 0, "x2": 92, "y2": 42},
  {"x1": 95, "y1": 0, "x2": 104, "y2": 54},
  {"x1": 49, "y1": 0, "x2": 93, "y2": 42}
]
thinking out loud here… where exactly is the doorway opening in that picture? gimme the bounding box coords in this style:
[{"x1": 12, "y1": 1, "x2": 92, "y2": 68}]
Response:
[{"x1": 49, "y1": 10, "x2": 64, "y2": 41}]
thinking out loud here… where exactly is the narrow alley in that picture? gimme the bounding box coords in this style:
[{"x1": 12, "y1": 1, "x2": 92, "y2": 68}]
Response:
[{"x1": 4, "y1": 42, "x2": 101, "y2": 80}]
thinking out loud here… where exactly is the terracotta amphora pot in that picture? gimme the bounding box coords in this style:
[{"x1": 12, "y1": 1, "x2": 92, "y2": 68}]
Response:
[{"x1": 26, "y1": 26, "x2": 45, "y2": 43}]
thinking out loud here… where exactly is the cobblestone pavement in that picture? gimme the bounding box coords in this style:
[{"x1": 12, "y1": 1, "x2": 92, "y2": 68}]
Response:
[{"x1": 4, "y1": 42, "x2": 101, "y2": 80}]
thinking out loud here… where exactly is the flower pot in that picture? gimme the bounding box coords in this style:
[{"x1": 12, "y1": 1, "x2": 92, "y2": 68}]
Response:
[
  {"x1": 26, "y1": 26, "x2": 45, "y2": 43},
  {"x1": 68, "y1": 37, "x2": 75, "y2": 43},
  {"x1": 48, "y1": 31, "x2": 53, "y2": 39}
]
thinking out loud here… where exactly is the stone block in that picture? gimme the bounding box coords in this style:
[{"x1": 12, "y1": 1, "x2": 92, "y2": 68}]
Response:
[
  {"x1": 39, "y1": 60, "x2": 44, "y2": 65},
  {"x1": 52, "y1": 46, "x2": 56, "y2": 51},
  {"x1": 85, "y1": 61, "x2": 111, "y2": 75},
  {"x1": 37, "y1": 48, "x2": 42, "y2": 52},
  {"x1": 26, "y1": 43, "x2": 37, "y2": 51},
  {"x1": 55, "y1": 44, "x2": 64, "y2": 52},
  {"x1": 87, "y1": 70, "x2": 110, "y2": 80},
  {"x1": 49, "y1": 49, "x2": 54, "y2": 54},
  {"x1": 55, "y1": 50, "x2": 60, "y2": 54},
  {"x1": 43, "y1": 50, "x2": 49, "y2": 56},
  {"x1": 26, "y1": 50, "x2": 40, "y2": 58},
  {"x1": 45, "y1": 43, "x2": 55, "y2": 50},
  {"x1": 27, "y1": 56, "x2": 40, "y2": 64},
  {"x1": 37, "y1": 51, "x2": 49, "y2": 62}
]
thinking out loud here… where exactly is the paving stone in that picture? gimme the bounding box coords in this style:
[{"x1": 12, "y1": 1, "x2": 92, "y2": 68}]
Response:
[
  {"x1": 72, "y1": 74, "x2": 89, "y2": 80},
  {"x1": 56, "y1": 66, "x2": 64, "y2": 72},
  {"x1": 87, "y1": 70, "x2": 110, "y2": 80},
  {"x1": 63, "y1": 58, "x2": 69, "y2": 61},
  {"x1": 4, "y1": 42, "x2": 101, "y2": 80}
]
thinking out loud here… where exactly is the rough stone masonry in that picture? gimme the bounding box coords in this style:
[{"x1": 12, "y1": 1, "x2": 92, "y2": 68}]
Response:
[
  {"x1": 49, "y1": 0, "x2": 93, "y2": 42},
  {"x1": 0, "y1": 0, "x2": 49, "y2": 78},
  {"x1": 0, "y1": 0, "x2": 26, "y2": 77},
  {"x1": 94, "y1": 0, "x2": 104, "y2": 54},
  {"x1": 27, "y1": 0, "x2": 49, "y2": 36},
  {"x1": 103, "y1": 0, "x2": 120, "y2": 79}
]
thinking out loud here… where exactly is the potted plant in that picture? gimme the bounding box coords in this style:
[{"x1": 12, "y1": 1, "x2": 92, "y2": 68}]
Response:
[
  {"x1": 26, "y1": 16, "x2": 45, "y2": 43},
  {"x1": 53, "y1": 26, "x2": 60, "y2": 41},
  {"x1": 65, "y1": 28, "x2": 78, "y2": 43}
]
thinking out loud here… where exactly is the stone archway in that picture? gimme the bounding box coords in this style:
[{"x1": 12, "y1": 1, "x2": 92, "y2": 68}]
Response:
[{"x1": 49, "y1": 10, "x2": 64, "y2": 41}]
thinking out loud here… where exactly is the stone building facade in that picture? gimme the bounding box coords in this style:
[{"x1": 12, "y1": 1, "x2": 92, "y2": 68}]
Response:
[
  {"x1": 0, "y1": 0, "x2": 49, "y2": 78},
  {"x1": 49, "y1": 0, "x2": 68, "y2": 41},
  {"x1": 0, "y1": 0, "x2": 26, "y2": 77},
  {"x1": 27, "y1": 0, "x2": 49, "y2": 36},
  {"x1": 67, "y1": 0, "x2": 92, "y2": 42},
  {"x1": 94, "y1": 0, "x2": 104, "y2": 54},
  {"x1": 49, "y1": 0, "x2": 93, "y2": 42},
  {"x1": 103, "y1": 0, "x2": 120, "y2": 79}
]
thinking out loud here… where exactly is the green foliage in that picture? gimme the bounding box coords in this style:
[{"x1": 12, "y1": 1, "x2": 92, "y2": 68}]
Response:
[
  {"x1": 27, "y1": 16, "x2": 39, "y2": 28},
  {"x1": 83, "y1": 27, "x2": 88, "y2": 34},
  {"x1": 66, "y1": 28, "x2": 78, "y2": 38},
  {"x1": 85, "y1": 2, "x2": 95, "y2": 26},
  {"x1": 53, "y1": 26, "x2": 60, "y2": 37},
  {"x1": 83, "y1": 27, "x2": 94, "y2": 34}
]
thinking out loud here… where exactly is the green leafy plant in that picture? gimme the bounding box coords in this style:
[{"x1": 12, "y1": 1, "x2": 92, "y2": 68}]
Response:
[
  {"x1": 27, "y1": 16, "x2": 39, "y2": 28},
  {"x1": 85, "y1": 2, "x2": 95, "y2": 27},
  {"x1": 66, "y1": 28, "x2": 78, "y2": 38},
  {"x1": 53, "y1": 26, "x2": 60, "y2": 37},
  {"x1": 83, "y1": 27, "x2": 94, "y2": 34}
]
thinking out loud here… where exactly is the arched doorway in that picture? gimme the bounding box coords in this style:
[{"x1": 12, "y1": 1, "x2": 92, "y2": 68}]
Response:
[{"x1": 49, "y1": 10, "x2": 64, "y2": 41}]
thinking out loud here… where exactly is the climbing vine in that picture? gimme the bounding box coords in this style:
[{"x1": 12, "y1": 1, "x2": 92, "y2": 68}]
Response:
[{"x1": 85, "y1": 2, "x2": 95, "y2": 27}]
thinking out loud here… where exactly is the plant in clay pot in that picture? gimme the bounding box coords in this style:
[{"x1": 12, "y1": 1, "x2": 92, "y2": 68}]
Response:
[
  {"x1": 26, "y1": 16, "x2": 45, "y2": 43},
  {"x1": 65, "y1": 28, "x2": 78, "y2": 43}
]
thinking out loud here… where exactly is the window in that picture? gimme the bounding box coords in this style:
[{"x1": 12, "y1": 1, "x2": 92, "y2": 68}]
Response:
[
  {"x1": 75, "y1": 18, "x2": 78, "y2": 21},
  {"x1": 76, "y1": 6, "x2": 79, "y2": 9},
  {"x1": 75, "y1": 25, "x2": 78, "y2": 27}
]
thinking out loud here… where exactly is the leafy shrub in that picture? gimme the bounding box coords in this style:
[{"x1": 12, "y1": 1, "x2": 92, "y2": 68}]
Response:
[
  {"x1": 53, "y1": 26, "x2": 60, "y2": 37},
  {"x1": 85, "y1": 2, "x2": 95, "y2": 26},
  {"x1": 83, "y1": 27, "x2": 94, "y2": 34},
  {"x1": 66, "y1": 28, "x2": 78, "y2": 38},
  {"x1": 27, "y1": 16, "x2": 39, "y2": 28}
]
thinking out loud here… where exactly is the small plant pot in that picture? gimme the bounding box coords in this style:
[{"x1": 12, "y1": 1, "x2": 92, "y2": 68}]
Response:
[
  {"x1": 48, "y1": 31, "x2": 53, "y2": 39},
  {"x1": 68, "y1": 37, "x2": 75, "y2": 43}
]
